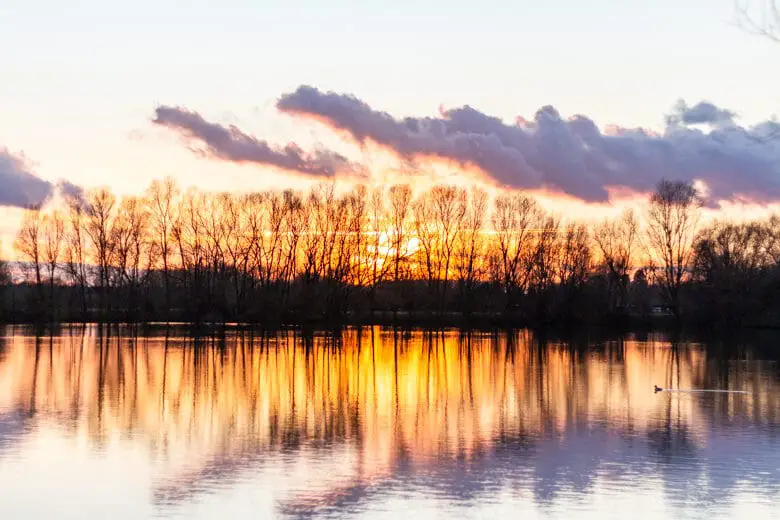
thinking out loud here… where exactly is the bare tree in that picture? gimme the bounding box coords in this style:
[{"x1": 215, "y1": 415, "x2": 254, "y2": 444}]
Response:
[
  {"x1": 146, "y1": 177, "x2": 179, "y2": 316},
  {"x1": 694, "y1": 220, "x2": 775, "y2": 280},
  {"x1": 388, "y1": 184, "x2": 412, "y2": 283},
  {"x1": 341, "y1": 186, "x2": 368, "y2": 310},
  {"x1": 692, "y1": 219, "x2": 777, "y2": 319},
  {"x1": 366, "y1": 187, "x2": 391, "y2": 300},
  {"x1": 0, "y1": 242, "x2": 8, "y2": 319},
  {"x1": 529, "y1": 215, "x2": 561, "y2": 299},
  {"x1": 84, "y1": 188, "x2": 117, "y2": 317},
  {"x1": 412, "y1": 190, "x2": 438, "y2": 300},
  {"x1": 491, "y1": 193, "x2": 541, "y2": 312},
  {"x1": 173, "y1": 189, "x2": 207, "y2": 318},
  {"x1": 430, "y1": 185, "x2": 467, "y2": 310},
  {"x1": 14, "y1": 208, "x2": 44, "y2": 310},
  {"x1": 42, "y1": 211, "x2": 65, "y2": 317},
  {"x1": 201, "y1": 193, "x2": 228, "y2": 314},
  {"x1": 279, "y1": 190, "x2": 304, "y2": 306},
  {"x1": 735, "y1": 0, "x2": 780, "y2": 42},
  {"x1": 454, "y1": 187, "x2": 488, "y2": 314},
  {"x1": 232, "y1": 193, "x2": 264, "y2": 317},
  {"x1": 298, "y1": 185, "x2": 324, "y2": 285},
  {"x1": 111, "y1": 196, "x2": 149, "y2": 318},
  {"x1": 645, "y1": 179, "x2": 702, "y2": 317},
  {"x1": 558, "y1": 222, "x2": 591, "y2": 291},
  {"x1": 64, "y1": 195, "x2": 90, "y2": 319},
  {"x1": 593, "y1": 209, "x2": 638, "y2": 312},
  {"x1": 258, "y1": 191, "x2": 286, "y2": 288},
  {"x1": 733, "y1": 1, "x2": 780, "y2": 143}
]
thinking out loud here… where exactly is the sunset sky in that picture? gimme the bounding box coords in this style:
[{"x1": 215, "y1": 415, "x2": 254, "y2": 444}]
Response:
[{"x1": 2, "y1": 0, "x2": 780, "y2": 254}]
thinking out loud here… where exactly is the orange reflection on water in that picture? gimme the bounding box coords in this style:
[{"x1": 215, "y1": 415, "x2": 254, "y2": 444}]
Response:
[{"x1": 0, "y1": 325, "x2": 778, "y2": 508}]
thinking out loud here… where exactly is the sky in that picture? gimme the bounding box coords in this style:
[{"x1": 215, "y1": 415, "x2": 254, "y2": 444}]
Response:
[{"x1": 1, "y1": 0, "x2": 780, "y2": 253}]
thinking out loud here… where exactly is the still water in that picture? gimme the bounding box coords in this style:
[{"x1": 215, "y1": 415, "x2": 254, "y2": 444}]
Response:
[{"x1": 1, "y1": 325, "x2": 779, "y2": 519}]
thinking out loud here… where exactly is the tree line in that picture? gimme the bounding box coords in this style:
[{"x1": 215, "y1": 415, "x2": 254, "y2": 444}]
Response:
[{"x1": 1, "y1": 178, "x2": 779, "y2": 328}]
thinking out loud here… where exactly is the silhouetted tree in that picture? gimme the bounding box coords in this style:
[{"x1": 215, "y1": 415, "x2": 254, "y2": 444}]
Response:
[
  {"x1": 0, "y1": 243, "x2": 10, "y2": 320},
  {"x1": 8, "y1": 175, "x2": 776, "y2": 329},
  {"x1": 558, "y1": 223, "x2": 591, "y2": 300},
  {"x1": 388, "y1": 184, "x2": 412, "y2": 283},
  {"x1": 431, "y1": 185, "x2": 467, "y2": 311},
  {"x1": 14, "y1": 207, "x2": 44, "y2": 315},
  {"x1": 593, "y1": 209, "x2": 638, "y2": 313},
  {"x1": 455, "y1": 187, "x2": 488, "y2": 315},
  {"x1": 111, "y1": 196, "x2": 149, "y2": 319},
  {"x1": 645, "y1": 180, "x2": 701, "y2": 318},
  {"x1": 366, "y1": 187, "x2": 391, "y2": 312},
  {"x1": 629, "y1": 268, "x2": 652, "y2": 319},
  {"x1": 692, "y1": 219, "x2": 778, "y2": 324},
  {"x1": 491, "y1": 193, "x2": 540, "y2": 313},
  {"x1": 146, "y1": 177, "x2": 179, "y2": 318},
  {"x1": 529, "y1": 215, "x2": 561, "y2": 321},
  {"x1": 64, "y1": 195, "x2": 90, "y2": 319},
  {"x1": 84, "y1": 188, "x2": 117, "y2": 318},
  {"x1": 42, "y1": 210, "x2": 65, "y2": 319}
]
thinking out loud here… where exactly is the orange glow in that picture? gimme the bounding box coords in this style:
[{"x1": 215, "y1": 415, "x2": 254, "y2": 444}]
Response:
[{"x1": 0, "y1": 326, "x2": 776, "y2": 508}]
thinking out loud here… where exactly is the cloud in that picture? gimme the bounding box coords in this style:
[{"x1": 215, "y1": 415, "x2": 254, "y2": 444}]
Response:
[
  {"x1": 57, "y1": 179, "x2": 87, "y2": 206},
  {"x1": 667, "y1": 100, "x2": 736, "y2": 127},
  {"x1": 152, "y1": 105, "x2": 364, "y2": 178},
  {"x1": 0, "y1": 149, "x2": 81, "y2": 209},
  {"x1": 277, "y1": 85, "x2": 780, "y2": 204}
]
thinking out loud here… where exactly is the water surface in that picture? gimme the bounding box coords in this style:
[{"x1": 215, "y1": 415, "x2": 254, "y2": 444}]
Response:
[{"x1": 1, "y1": 325, "x2": 779, "y2": 519}]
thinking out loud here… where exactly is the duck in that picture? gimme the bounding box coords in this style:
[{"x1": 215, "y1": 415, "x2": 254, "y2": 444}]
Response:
[{"x1": 654, "y1": 385, "x2": 663, "y2": 392}]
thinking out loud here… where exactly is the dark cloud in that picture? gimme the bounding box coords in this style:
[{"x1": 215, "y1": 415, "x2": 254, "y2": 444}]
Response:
[
  {"x1": 152, "y1": 105, "x2": 364, "y2": 178},
  {"x1": 276, "y1": 86, "x2": 544, "y2": 191},
  {"x1": 667, "y1": 100, "x2": 736, "y2": 127},
  {"x1": 0, "y1": 149, "x2": 81, "y2": 209},
  {"x1": 277, "y1": 86, "x2": 780, "y2": 204},
  {"x1": 57, "y1": 179, "x2": 87, "y2": 207}
]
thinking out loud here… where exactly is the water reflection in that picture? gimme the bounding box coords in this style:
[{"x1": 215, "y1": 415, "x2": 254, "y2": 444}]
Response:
[{"x1": 0, "y1": 325, "x2": 779, "y2": 519}]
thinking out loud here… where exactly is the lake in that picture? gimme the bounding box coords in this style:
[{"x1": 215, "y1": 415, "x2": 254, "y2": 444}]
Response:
[{"x1": 0, "y1": 325, "x2": 779, "y2": 519}]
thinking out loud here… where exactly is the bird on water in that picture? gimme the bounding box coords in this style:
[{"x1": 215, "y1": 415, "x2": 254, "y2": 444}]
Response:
[{"x1": 654, "y1": 385, "x2": 662, "y2": 392}]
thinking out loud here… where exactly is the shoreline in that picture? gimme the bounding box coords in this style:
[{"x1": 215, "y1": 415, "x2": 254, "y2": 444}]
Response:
[{"x1": 3, "y1": 313, "x2": 780, "y2": 334}]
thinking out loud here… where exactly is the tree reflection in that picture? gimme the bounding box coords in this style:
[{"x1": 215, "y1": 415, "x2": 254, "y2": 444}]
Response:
[{"x1": 0, "y1": 325, "x2": 778, "y2": 516}]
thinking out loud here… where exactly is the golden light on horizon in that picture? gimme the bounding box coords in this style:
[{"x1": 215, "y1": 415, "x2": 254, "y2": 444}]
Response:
[{"x1": 1, "y1": 169, "x2": 778, "y2": 286}]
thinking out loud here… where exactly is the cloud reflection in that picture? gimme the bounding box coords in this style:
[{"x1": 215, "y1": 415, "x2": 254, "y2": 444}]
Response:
[{"x1": 0, "y1": 326, "x2": 778, "y2": 518}]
